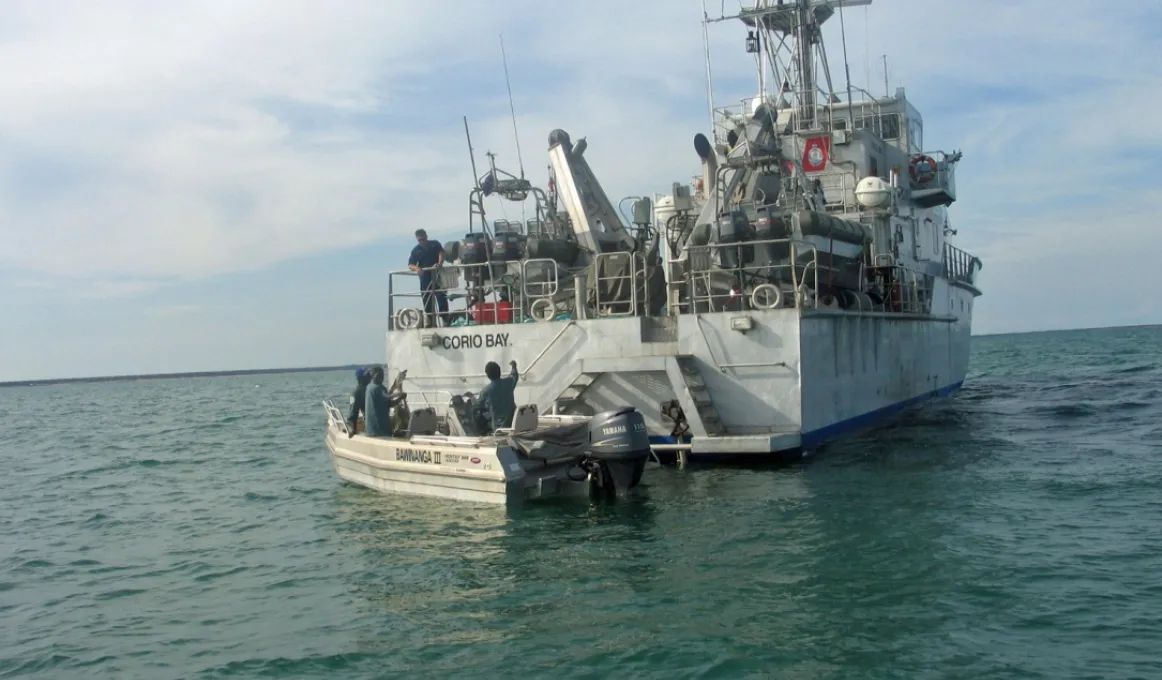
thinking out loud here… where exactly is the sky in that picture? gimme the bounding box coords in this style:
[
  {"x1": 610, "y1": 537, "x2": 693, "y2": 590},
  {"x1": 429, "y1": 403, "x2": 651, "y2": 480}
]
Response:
[{"x1": 1, "y1": 0, "x2": 1160, "y2": 381}]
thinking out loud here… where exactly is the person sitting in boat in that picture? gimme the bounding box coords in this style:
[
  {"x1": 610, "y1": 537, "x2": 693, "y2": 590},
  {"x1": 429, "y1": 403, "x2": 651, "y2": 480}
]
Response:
[
  {"x1": 363, "y1": 366, "x2": 406, "y2": 437},
  {"x1": 408, "y1": 228, "x2": 448, "y2": 328},
  {"x1": 346, "y1": 367, "x2": 372, "y2": 435},
  {"x1": 472, "y1": 360, "x2": 519, "y2": 435}
]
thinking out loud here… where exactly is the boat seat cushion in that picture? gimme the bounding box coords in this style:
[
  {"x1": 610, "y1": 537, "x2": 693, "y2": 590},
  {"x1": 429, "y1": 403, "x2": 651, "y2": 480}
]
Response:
[
  {"x1": 407, "y1": 408, "x2": 439, "y2": 437},
  {"x1": 510, "y1": 404, "x2": 539, "y2": 434}
]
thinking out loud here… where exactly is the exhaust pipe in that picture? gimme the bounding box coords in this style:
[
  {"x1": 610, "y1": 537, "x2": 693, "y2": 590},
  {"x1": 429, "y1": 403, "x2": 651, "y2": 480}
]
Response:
[{"x1": 694, "y1": 133, "x2": 718, "y2": 194}]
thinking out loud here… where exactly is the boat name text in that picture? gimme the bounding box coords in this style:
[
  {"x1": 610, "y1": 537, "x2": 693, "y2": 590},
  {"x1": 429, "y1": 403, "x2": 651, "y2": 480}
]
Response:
[
  {"x1": 396, "y1": 447, "x2": 441, "y2": 465},
  {"x1": 441, "y1": 333, "x2": 509, "y2": 350}
]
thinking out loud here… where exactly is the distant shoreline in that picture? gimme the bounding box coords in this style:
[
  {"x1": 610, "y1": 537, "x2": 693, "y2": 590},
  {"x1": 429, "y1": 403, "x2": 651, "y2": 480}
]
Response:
[{"x1": 0, "y1": 365, "x2": 368, "y2": 389}]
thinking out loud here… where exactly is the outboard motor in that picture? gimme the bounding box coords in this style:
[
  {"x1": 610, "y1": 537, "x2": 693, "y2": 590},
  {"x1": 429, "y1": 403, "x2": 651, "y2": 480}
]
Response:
[
  {"x1": 460, "y1": 232, "x2": 492, "y2": 286},
  {"x1": 582, "y1": 407, "x2": 651, "y2": 497},
  {"x1": 754, "y1": 207, "x2": 792, "y2": 279},
  {"x1": 490, "y1": 231, "x2": 524, "y2": 278},
  {"x1": 716, "y1": 210, "x2": 754, "y2": 270}
]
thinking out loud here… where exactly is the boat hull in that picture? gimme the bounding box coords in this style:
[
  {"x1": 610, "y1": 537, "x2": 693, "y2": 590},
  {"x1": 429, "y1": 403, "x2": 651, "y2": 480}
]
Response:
[{"x1": 324, "y1": 423, "x2": 595, "y2": 505}]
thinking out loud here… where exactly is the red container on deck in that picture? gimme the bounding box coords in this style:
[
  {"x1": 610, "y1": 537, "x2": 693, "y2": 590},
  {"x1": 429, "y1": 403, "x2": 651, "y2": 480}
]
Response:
[{"x1": 472, "y1": 301, "x2": 513, "y2": 324}]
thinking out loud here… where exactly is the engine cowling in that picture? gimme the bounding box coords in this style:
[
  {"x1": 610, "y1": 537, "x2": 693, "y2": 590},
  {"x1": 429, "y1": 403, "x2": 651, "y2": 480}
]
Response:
[{"x1": 583, "y1": 407, "x2": 651, "y2": 496}]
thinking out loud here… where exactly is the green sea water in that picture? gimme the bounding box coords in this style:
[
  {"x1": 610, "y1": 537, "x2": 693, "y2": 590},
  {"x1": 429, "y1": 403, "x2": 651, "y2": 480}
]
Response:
[{"x1": 2, "y1": 326, "x2": 1160, "y2": 679}]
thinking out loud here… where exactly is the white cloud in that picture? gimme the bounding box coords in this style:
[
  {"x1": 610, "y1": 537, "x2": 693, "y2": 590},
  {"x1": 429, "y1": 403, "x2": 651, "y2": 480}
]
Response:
[{"x1": 0, "y1": 0, "x2": 1159, "y2": 342}]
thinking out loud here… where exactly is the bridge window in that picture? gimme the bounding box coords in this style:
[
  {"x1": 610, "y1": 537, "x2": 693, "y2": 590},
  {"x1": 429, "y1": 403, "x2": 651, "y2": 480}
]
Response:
[
  {"x1": 879, "y1": 113, "x2": 900, "y2": 140},
  {"x1": 908, "y1": 118, "x2": 923, "y2": 154},
  {"x1": 854, "y1": 114, "x2": 879, "y2": 136},
  {"x1": 854, "y1": 113, "x2": 902, "y2": 141}
]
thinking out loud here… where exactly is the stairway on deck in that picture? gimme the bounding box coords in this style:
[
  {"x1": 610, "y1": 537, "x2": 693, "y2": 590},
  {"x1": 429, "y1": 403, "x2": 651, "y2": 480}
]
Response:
[{"x1": 674, "y1": 356, "x2": 725, "y2": 436}]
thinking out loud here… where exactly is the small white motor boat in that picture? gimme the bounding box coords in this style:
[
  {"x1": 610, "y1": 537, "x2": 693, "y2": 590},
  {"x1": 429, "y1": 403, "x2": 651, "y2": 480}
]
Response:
[{"x1": 321, "y1": 396, "x2": 652, "y2": 506}]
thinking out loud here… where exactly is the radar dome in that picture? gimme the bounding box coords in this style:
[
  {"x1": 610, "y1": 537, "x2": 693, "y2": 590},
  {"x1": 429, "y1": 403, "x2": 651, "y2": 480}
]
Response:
[{"x1": 855, "y1": 176, "x2": 893, "y2": 208}]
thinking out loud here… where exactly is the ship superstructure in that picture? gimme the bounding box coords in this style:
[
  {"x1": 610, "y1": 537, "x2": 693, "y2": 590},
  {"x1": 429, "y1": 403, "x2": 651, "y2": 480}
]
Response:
[{"x1": 382, "y1": 0, "x2": 983, "y2": 463}]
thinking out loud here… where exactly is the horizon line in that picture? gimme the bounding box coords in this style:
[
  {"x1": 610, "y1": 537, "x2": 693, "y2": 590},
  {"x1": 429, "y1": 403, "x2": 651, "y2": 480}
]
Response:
[{"x1": 0, "y1": 364, "x2": 376, "y2": 389}]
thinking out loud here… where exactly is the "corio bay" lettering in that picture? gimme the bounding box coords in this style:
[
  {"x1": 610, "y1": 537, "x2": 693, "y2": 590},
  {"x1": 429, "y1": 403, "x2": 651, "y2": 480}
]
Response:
[
  {"x1": 441, "y1": 333, "x2": 510, "y2": 351},
  {"x1": 396, "y1": 448, "x2": 441, "y2": 465}
]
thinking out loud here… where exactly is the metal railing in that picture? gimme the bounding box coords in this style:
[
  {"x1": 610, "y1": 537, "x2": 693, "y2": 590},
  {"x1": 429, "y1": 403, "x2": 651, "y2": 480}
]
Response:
[
  {"x1": 388, "y1": 261, "x2": 528, "y2": 331},
  {"x1": 387, "y1": 240, "x2": 954, "y2": 331},
  {"x1": 943, "y1": 243, "x2": 980, "y2": 285},
  {"x1": 592, "y1": 251, "x2": 650, "y2": 317},
  {"x1": 520, "y1": 258, "x2": 561, "y2": 299},
  {"x1": 673, "y1": 237, "x2": 936, "y2": 316},
  {"x1": 711, "y1": 85, "x2": 889, "y2": 148},
  {"x1": 676, "y1": 238, "x2": 821, "y2": 313},
  {"x1": 869, "y1": 254, "x2": 933, "y2": 315},
  {"x1": 323, "y1": 398, "x2": 351, "y2": 436},
  {"x1": 814, "y1": 171, "x2": 858, "y2": 212}
]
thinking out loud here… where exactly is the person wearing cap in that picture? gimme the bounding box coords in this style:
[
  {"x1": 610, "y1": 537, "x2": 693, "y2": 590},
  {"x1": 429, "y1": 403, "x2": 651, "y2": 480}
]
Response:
[
  {"x1": 408, "y1": 228, "x2": 448, "y2": 328},
  {"x1": 471, "y1": 360, "x2": 519, "y2": 434},
  {"x1": 346, "y1": 367, "x2": 372, "y2": 435},
  {"x1": 364, "y1": 366, "x2": 406, "y2": 437}
]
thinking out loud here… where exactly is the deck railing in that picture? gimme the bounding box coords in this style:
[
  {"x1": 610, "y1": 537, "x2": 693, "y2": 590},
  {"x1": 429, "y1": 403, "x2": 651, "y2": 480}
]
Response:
[
  {"x1": 387, "y1": 240, "x2": 945, "y2": 331},
  {"x1": 942, "y1": 243, "x2": 980, "y2": 286},
  {"x1": 676, "y1": 238, "x2": 820, "y2": 312}
]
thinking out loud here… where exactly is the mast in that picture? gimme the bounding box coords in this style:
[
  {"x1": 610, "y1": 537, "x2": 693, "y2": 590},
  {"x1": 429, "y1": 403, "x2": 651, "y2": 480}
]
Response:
[{"x1": 704, "y1": 0, "x2": 873, "y2": 133}]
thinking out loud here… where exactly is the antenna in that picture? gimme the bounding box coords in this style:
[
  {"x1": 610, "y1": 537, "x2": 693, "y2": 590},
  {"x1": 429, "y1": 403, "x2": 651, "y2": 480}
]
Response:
[
  {"x1": 499, "y1": 34, "x2": 526, "y2": 180},
  {"x1": 700, "y1": 0, "x2": 715, "y2": 136},
  {"x1": 838, "y1": 0, "x2": 855, "y2": 113},
  {"x1": 463, "y1": 116, "x2": 481, "y2": 190},
  {"x1": 882, "y1": 54, "x2": 889, "y2": 97},
  {"x1": 863, "y1": 6, "x2": 870, "y2": 94}
]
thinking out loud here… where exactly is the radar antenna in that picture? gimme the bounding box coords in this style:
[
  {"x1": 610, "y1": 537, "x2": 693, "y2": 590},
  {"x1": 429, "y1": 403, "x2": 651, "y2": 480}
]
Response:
[
  {"x1": 500, "y1": 34, "x2": 526, "y2": 181},
  {"x1": 463, "y1": 116, "x2": 481, "y2": 191}
]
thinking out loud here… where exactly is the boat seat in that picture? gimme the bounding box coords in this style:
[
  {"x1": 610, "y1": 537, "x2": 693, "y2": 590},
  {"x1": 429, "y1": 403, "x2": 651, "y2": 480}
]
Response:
[
  {"x1": 511, "y1": 404, "x2": 539, "y2": 433},
  {"x1": 505, "y1": 404, "x2": 539, "y2": 434},
  {"x1": 407, "y1": 408, "x2": 439, "y2": 437}
]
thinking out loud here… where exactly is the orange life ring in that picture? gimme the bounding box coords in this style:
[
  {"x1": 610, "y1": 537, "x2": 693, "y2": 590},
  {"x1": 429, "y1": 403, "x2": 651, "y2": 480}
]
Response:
[{"x1": 909, "y1": 155, "x2": 938, "y2": 184}]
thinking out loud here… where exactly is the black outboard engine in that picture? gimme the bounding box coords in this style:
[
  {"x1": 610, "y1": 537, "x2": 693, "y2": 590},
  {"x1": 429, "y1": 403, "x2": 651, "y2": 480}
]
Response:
[
  {"x1": 716, "y1": 210, "x2": 754, "y2": 270},
  {"x1": 460, "y1": 232, "x2": 492, "y2": 286},
  {"x1": 582, "y1": 407, "x2": 651, "y2": 497}
]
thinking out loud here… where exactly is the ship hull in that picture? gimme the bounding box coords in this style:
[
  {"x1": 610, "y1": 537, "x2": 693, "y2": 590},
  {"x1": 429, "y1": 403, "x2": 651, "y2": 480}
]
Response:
[{"x1": 387, "y1": 282, "x2": 976, "y2": 462}]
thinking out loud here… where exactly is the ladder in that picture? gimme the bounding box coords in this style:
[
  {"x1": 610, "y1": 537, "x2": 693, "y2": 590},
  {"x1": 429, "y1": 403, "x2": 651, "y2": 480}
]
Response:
[
  {"x1": 675, "y1": 356, "x2": 725, "y2": 436},
  {"x1": 554, "y1": 372, "x2": 600, "y2": 411}
]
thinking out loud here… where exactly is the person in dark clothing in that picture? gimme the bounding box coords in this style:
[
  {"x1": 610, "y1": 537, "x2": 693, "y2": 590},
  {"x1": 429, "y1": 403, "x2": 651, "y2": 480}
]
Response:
[
  {"x1": 364, "y1": 366, "x2": 405, "y2": 437},
  {"x1": 408, "y1": 228, "x2": 448, "y2": 327},
  {"x1": 346, "y1": 367, "x2": 372, "y2": 436},
  {"x1": 472, "y1": 360, "x2": 519, "y2": 434}
]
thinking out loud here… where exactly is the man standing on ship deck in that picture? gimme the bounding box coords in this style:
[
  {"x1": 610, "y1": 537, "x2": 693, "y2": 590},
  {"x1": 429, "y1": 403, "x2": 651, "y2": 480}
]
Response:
[{"x1": 408, "y1": 229, "x2": 448, "y2": 328}]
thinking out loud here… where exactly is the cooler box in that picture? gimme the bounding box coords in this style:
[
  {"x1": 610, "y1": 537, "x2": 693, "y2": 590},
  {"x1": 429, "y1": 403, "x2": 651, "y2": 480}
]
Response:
[{"x1": 472, "y1": 301, "x2": 513, "y2": 324}]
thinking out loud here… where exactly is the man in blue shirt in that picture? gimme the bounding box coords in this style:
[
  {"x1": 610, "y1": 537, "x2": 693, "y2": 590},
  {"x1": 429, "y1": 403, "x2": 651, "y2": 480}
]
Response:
[
  {"x1": 472, "y1": 360, "x2": 519, "y2": 434},
  {"x1": 364, "y1": 366, "x2": 405, "y2": 437},
  {"x1": 408, "y1": 229, "x2": 448, "y2": 327}
]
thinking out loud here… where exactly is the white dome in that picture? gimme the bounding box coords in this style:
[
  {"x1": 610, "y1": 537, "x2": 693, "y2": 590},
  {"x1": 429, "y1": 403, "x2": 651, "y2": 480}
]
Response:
[{"x1": 855, "y1": 176, "x2": 893, "y2": 208}]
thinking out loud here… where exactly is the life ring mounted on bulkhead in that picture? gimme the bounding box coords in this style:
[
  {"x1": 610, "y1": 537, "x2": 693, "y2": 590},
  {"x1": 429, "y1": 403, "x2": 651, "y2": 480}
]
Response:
[
  {"x1": 909, "y1": 154, "x2": 938, "y2": 184},
  {"x1": 529, "y1": 297, "x2": 556, "y2": 322},
  {"x1": 395, "y1": 307, "x2": 423, "y2": 330},
  {"x1": 750, "y1": 283, "x2": 782, "y2": 310}
]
